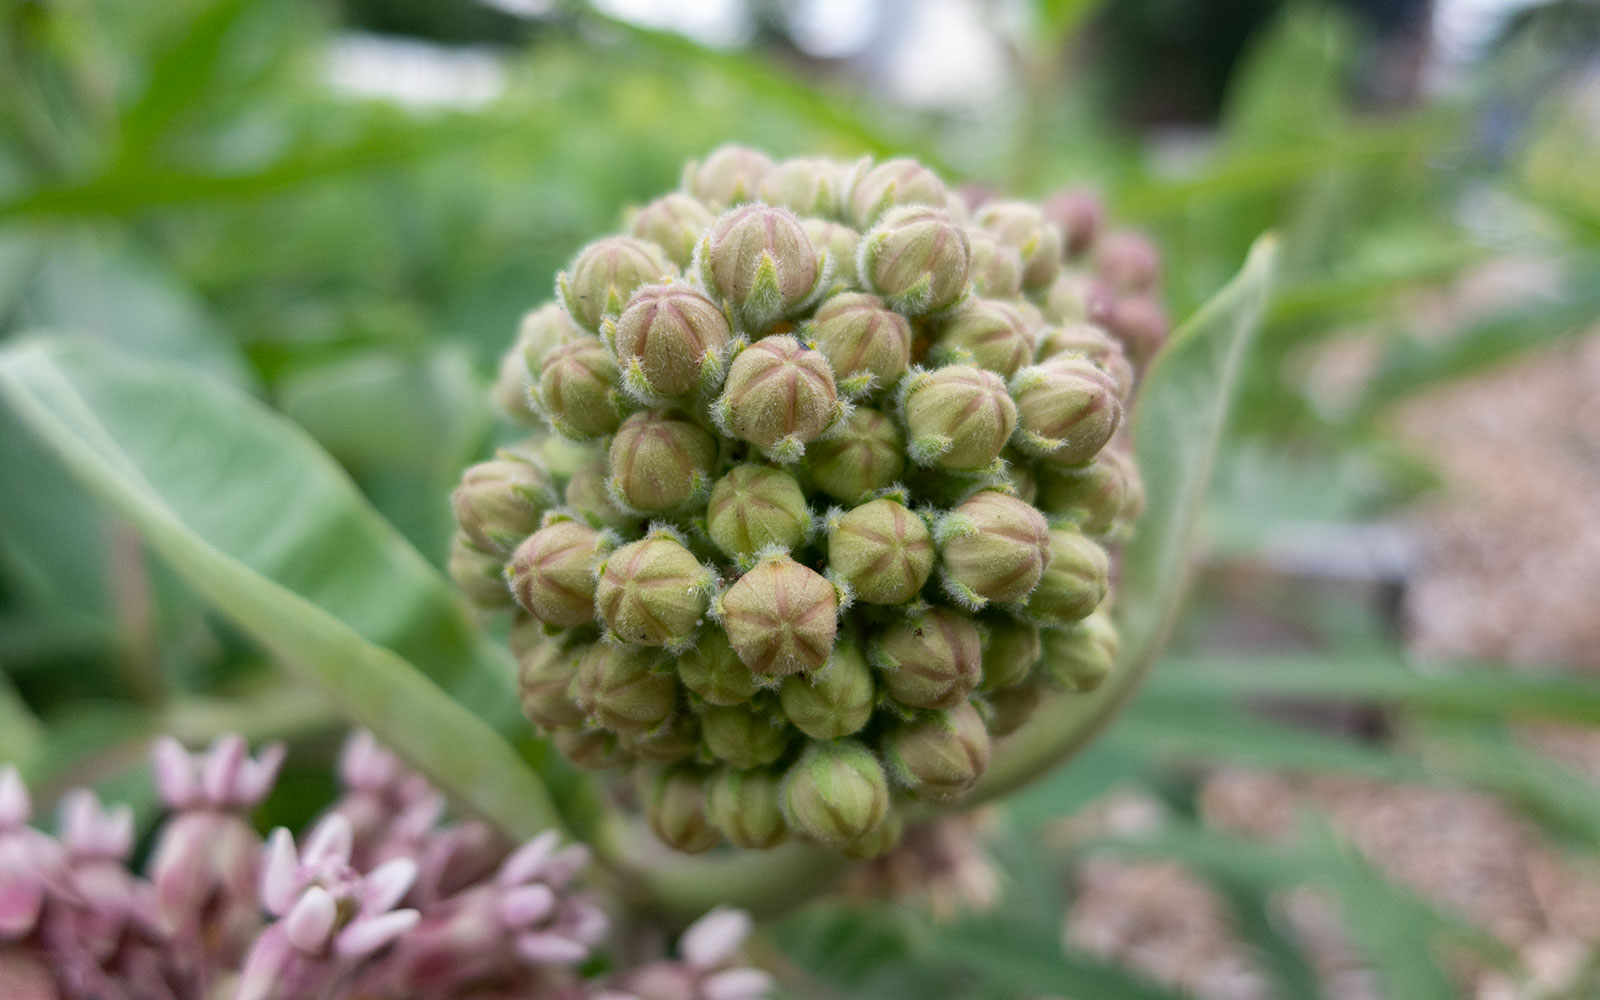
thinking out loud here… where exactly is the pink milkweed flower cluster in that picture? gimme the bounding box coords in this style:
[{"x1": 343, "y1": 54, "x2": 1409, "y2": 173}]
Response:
[{"x1": 0, "y1": 732, "x2": 772, "y2": 1000}]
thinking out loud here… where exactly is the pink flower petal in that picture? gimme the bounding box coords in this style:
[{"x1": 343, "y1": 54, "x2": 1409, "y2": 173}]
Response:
[
  {"x1": 514, "y1": 930, "x2": 590, "y2": 965},
  {"x1": 302, "y1": 815, "x2": 353, "y2": 868},
  {"x1": 362, "y1": 857, "x2": 418, "y2": 914},
  {"x1": 497, "y1": 883, "x2": 556, "y2": 928},
  {"x1": 236, "y1": 742, "x2": 287, "y2": 807},
  {"x1": 702, "y1": 967, "x2": 775, "y2": 1000},
  {"x1": 284, "y1": 885, "x2": 338, "y2": 953},
  {"x1": 150, "y1": 738, "x2": 197, "y2": 809},
  {"x1": 680, "y1": 907, "x2": 752, "y2": 969},
  {"x1": 261, "y1": 828, "x2": 300, "y2": 914},
  {"x1": 497, "y1": 830, "x2": 560, "y2": 887},
  {"x1": 201, "y1": 734, "x2": 248, "y2": 805},
  {"x1": 336, "y1": 907, "x2": 418, "y2": 957}
]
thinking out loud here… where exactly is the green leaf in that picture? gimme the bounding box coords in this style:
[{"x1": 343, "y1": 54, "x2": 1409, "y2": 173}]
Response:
[
  {"x1": 0, "y1": 670, "x2": 45, "y2": 771},
  {"x1": 936, "y1": 916, "x2": 1188, "y2": 1000},
  {"x1": 0, "y1": 336, "x2": 559, "y2": 837}
]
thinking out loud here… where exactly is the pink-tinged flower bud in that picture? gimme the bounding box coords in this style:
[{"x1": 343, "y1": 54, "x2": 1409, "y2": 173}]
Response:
[
  {"x1": 1042, "y1": 188, "x2": 1105, "y2": 260},
  {"x1": 717, "y1": 554, "x2": 839, "y2": 676},
  {"x1": 1034, "y1": 447, "x2": 1135, "y2": 535},
  {"x1": 1018, "y1": 528, "x2": 1108, "y2": 625},
  {"x1": 607, "y1": 410, "x2": 717, "y2": 514},
  {"x1": 798, "y1": 411, "x2": 901, "y2": 511},
  {"x1": 979, "y1": 619, "x2": 1041, "y2": 690},
  {"x1": 1041, "y1": 611, "x2": 1118, "y2": 692},
  {"x1": 965, "y1": 229, "x2": 1024, "y2": 299},
  {"x1": 1041, "y1": 271, "x2": 1097, "y2": 325},
  {"x1": 494, "y1": 304, "x2": 583, "y2": 424},
  {"x1": 558, "y1": 236, "x2": 674, "y2": 333},
  {"x1": 640, "y1": 766, "x2": 721, "y2": 854},
  {"x1": 1099, "y1": 294, "x2": 1170, "y2": 368},
  {"x1": 518, "y1": 638, "x2": 587, "y2": 730},
  {"x1": 552, "y1": 729, "x2": 628, "y2": 771},
  {"x1": 683, "y1": 145, "x2": 775, "y2": 208},
  {"x1": 706, "y1": 464, "x2": 812, "y2": 561},
  {"x1": 850, "y1": 157, "x2": 949, "y2": 227},
  {"x1": 871, "y1": 608, "x2": 981, "y2": 710},
  {"x1": 630, "y1": 193, "x2": 717, "y2": 268},
  {"x1": 706, "y1": 769, "x2": 789, "y2": 850},
  {"x1": 859, "y1": 206, "x2": 971, "y2": 315},
  {"x1": 883, "y1": 701, "x2": 991, "y2": 801},
  {"x1": 759, "y1": 157, "x2": 848, "y2": 218},
  {"x1": 697, "y1": 205, "x2": 821, "y2": 330},
  {"x1": 699, "y1": 705, "x2": 792, "y2": 770},
  {"x1": 1095, "y1": 230, "x2": 1161, "y2": 295},
  {"x1": 804, "y1": 292, "x2": 912, "y2": 398},
  {"x1": 1007, "y1": 461, "x2": 1039, "y2": 504},
  {"x1": 625, "y1": 712, "x2": 702, "y2": 765},
  {"x1": 840, "y1": 808, "x2": 903, "y2": 860},
  {"x1": 1010, "y1": 357, "x2": 1122, "y2": 466},
  {"x1": 1035, "y1": 322, "x2": 1134, "y2": 400},
  {"x1": 571, "y1": 644, "x2": 678, "y2": 735},
  {"x1": 536, "y1": 336, "x2": 626, "y2": 440},
  {"x1": 595, "y1": 534, "x2": 712, "y2": 648},
  {"x1": 678, "y1": 630, "x2": 759, "y2": 706},
  {"x1": 930, "y1": 299, "x2": 1036, "y2": 377},
  {"x1": 803, "y1": 219, "x2": 861, "y2": 287},
  {"x1": 712, "y1": 336, "x2": 840, "y2": 462},
  {"x1": 610, "y1": 283, "x2": 732, "y2": 402},
  {"x1": 987, "y1": 677, "x2": 1043, "y2": 736},
  {"x1": 564, "y1": 454, "x2": 639, "y2": 533},
  {"x1": 449, "y1": 533, "x2": 512, "y2": 609},
  {"x1": 452, "y1": 453, "x2": 558, "y2": 554},
  {"x1": 779, "y1": 642, "x2": 875, "y2": 740},
  {"x1": 900, "y1": 365, "x2": 1016, "y2": 472},
  {"x1": 935, "y1": 490, "x2": 1050, "y2": 607},
  {"x1": 975, "y1": 201, "x2": 1063, "y2": 293},
  {"x1": 781, "y1": 741, "x2": 889, "y2": 848},
  {"x1": 507, "y1": 518, "x2": 607, "y2": 628},
  {"x1": 825, "y1": 498, "x2": 934, "y2": 605}
]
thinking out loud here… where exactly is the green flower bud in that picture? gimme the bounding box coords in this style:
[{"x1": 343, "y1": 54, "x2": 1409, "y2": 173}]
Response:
[
  {"x1": 1035, "y1": 322, "x2": 1134, "y2": 401},
  {"x1": 883, "y1": 701, "x2": 991, "y2": 801},
  {"x1": 557, "y1": 236, "x2": 673, "y2": 332},
  {"x1": 900, "y1": 365, "x2": 1017, "y2": 472},
  {"x1": 625, "y1": 712, "x2": 701, "y2": 764},
  {"x1": 517, "y1": 637, "x2": 586, "y2": 730},
  {"x1": 1019, "y1": 528, "x2": 1108, "y2": 625},
  {"x1": 850, "y1": 157, "x2": 949, "y2": 227},
  {"x1": 506, "y1": 518, "x2": 607, "y2": 628},
  {"x1": 707, "y1": 767, "x2": 790, "y2": 849},
  {"x1": 1095, "y1": 230, "x2": 1162, "y2": 295},
  {"x1": 804, "y1": 292, "x2": 912, "y2": 398},
  {"x1": 1041, "y1": 272, "x2": 1096, "y2": 325},
  {"x1": 552, "y1": 728, "x2": 627, "y2": 770},
  {"x1": 494, "y1": 304, "x2": 582, "y2": 424},
  {"x1": 859, "y1": 206, "x2": 971, "y2": 315},
  {"x1": 840, "y1": 809, "x2": 903, "y2": 860},
  {"x1": 987, "y1": 677, "x2": 1043, "y2": 736},
  {"x1": 1034, "y1": 449, "x2": 1133, "y2": 535},
  {"x1": 452, "y1": 453, "x2": 558, "y2": 554},
  {"x1": 872, "y1": 608, "x2": 982, "y2": 710},
  {"x1": 1006, "y1": 459, "x2": 1039, "y2": 504},
  {"x1": 1040, "y1": 611, "x2": 1118, "y2": 692},
  {"x1": 759, "y1": 157, "x2": 848, "y2": 217},
  {"x1": 779, "y1": 642, "x2": 876, "y2": 740},
  {"x1": 980, "y1": 618, "x2": 1042, "y2": 690},
  {"x1": 683, "y1": 144, "x2": 775, "y2": 208},
  {"x1": 563, "y1": 455, "x2": 638, "y2": 532},
  {"x1": 629, "y1": 193, "x2": 717, "y2": 268},
  {"x1": 803, "y1": 219, "x2": 861, "y2": 287},
  {"x1": 609, "y1": 282, "x2": 731, "y2": 402},
  {"x1": 712, "y1": 335, "x2": 840, "y2": 462},
  {"x1": 449, "y1": 533, "x2": 512, "y2": 609},
  {"x1": 571, "y1": 643, "x2": 678, "y2": 735},
  {"x1": 697, "y1": 205, "x2": 821, "y2": 330},
  {"x1": 607, "y1": 410, "x2": 717, "y2": 513},
  {"x1": 595, "y1": 533, "x2": 712, "y2": 647},
  {"x1": 706, "y1": 464, "x2": 812, "y2": 560},
  {"x1": 965, "y1": 229, "x2": 1024, "y2": 299},
  {"x1": 930, "y1": 299, "x2": 1036, "y2": 377},
  {"x1": 718, "y1": 553, "x2": 838, "y2": 676},
  {"x1": 804, "y1": 407, "x2": 905, "y2": 504},
  {"x1": 640, "y1": 765, "x2": 721, "y2": 853},
  {"x1": 781, "y1": 740, "x2": 890, "y2": 848},
  {"x1": 1010, "y1": 358, "x2": 1122, "y2": 466},
  {"x1": 826, "y1": 498, "x2": 934, "y2": 605},
  {"x1": 536, "y1": 337, "x2": 626, "y2": 440},
  {"x1": 700, "y1": 703, "x2": 792, "y2": 769},
  {"x1": 936, "y1": 490, "x2": 1050, "y2": 607},
  {"x1": 678, "y1": 629, "x2": 759, "y2": 706},
  {"x1": 975, "y1": 201, "x2": 1063, "y2": 293}
]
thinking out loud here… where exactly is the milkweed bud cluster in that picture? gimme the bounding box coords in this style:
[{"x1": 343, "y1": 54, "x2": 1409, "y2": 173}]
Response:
[{"x1": 460, "y1": 147, "x2": 1163, "y2": 857}]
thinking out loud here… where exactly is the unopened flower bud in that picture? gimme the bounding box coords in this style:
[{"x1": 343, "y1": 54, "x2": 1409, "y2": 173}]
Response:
[
  {"x1": 1099, "y1": 294, "x2": 1170, "y2": 368},
  {"x1": 965, "y1": 229, "x2": 1024, "y2": 299},
  {"x1": 595, "y1": 534, "x2": 712, "y2": 647},
  {"x1": 840, "y1": 808, "x2": 903, "y2": 860},
  {"x1": 678, "y1": 630, "x2": 759, "y2": 706},
  {"x1": 536, "y1": 337, "x2": 626, "y2": 439},
  {"x1": 779, "y1": 642, "x2": 875, "y2": 740},
  {"x1": 563, "y1": 455, "x2": 637, "y2": 532},
  {"x1": 803, "y1": 219, "x2": 861, "y2": 287},
  {"x1": 1095, "y1": 230, "x2": 1161, "y2": 295},
  {"x1": 697, "y1": 205, "x2": 820, "y2": 330},
  {"x1": 781, "y1": 741, "x2": 889, "y2": 848},
  {"x1": 610, "y1": 283, "x2": 731, "y2": 401},
  {"x1": 976, "y1": 201, "x2": 1063, "y2": 293},
  {"x1": 850, "y1": 157, "x2": 949, "y2": 227},
  {"x1": 1034, "y1": 448, "x2": 1134, "y2": 535},
  {"x1": 872, "y1": 608, "x2": 982, "y2": 710},
  {"x1": 1042, "y1": 272, "x2": 1096, "y2": 325},
  {"x1": 1035, "y1": 322, "x2": 1134, "y2": 400},
  {"x1": 987, "y1": 677, "x2": 1043, "y2": 736},
  {"x1": 552, "y1": 728, "x2": 627, "y2": 771},
  {"x1": 859, "y1": 206, "x2": 971, "y2": 315},
  {"x1": 640, "y1": 766, "x2": 721, "y2": 853},
  {"x1": 607, "y1": 410, "x2": 717, "y2": 513},
  {"x1": 718, "y1": 554, "x2": 838, "y2": 676},
  {"x1": 930, "y1": 299, "x2": 1036, "y2": 376},
  {"x1": 449, "y1": 533, "x2": 512, "y2": 609},
  {"x1": 494, "y1": 304, "x2": 582, "y2": 424},
  {"x1": 683, "y1": 145, "x2": 774, "y2": 208},
  {"x1": 759, "y1": 158, "x2": 847, "y2": 217},
  {"x1": 1010, "y1": 357, "x2": 1122, "y2": 466},
  {"x1": 572, "y1": 644, "x2": 678, "y2": 735},
  {"x1": 627, "y1": 712, "x2": 702, "y2": 764},
  {"x1": 706, "y1": 768, "x2": 789, "y2": 849},
  {"x1": 883, "y1": 701, "x2": 990, "y2": 801},
  {"x1": 1019, "y1": 528, "x2": 1108, "y2": 625},
  {"x1": 518, "y1": 639, "x2": 586, "y2": 730},
  {"x1": 1042, "y1": 188, "x2": 1105, "y2": 260},
  {"x1": 804, "y1": 406, "x2": 905, "y2": 503},
  {"x1": 699, "y1": 704, "x2": 792, "y2": 769},
  {"x1": 936, "y1": 490, "x2": 1050, "y2": 606},
  {"x1": 826, "y1": 498, "x2": 934, "y2": 605},
  {"x1": 506, "y1": 519, "x2": 607, "y2": 627},
  {"x1": 900, "y1": 365, "x2": 1017, "y2": 472},
  {"x1": 1007, "y1": 461, "x2": 1039, "y2": 504},
  {"x1": 452, "y1": 454, "x2": 558, "y2": 554},
  {"x1": 706, "y1": 464, "x2": 811, "y2": 560},
  {"x1": 805, "y1": 292, "x2": 912, "y2": 398},
  {"x1": 630, "y1": 193, "x2": 717, "y2": 268},
  {"x1": 980, "y1": 619, "x2": 1041, "y2": 689},
  {"x1": 712, "y1": 336, "x2": 839, "y2": 461},
  {"x1": 558, "y1": 237, "x2": 673, "y2": 332},
  {"x1": 1040, "y1": 611, "x2": 1118, "y2": 692}
]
